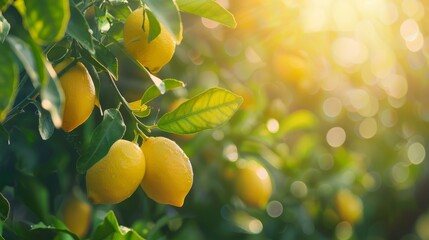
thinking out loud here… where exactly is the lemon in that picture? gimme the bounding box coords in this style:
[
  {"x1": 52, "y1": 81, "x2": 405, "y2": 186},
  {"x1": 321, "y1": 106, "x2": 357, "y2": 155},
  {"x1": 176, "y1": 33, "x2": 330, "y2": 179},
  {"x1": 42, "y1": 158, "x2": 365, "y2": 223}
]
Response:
[
  {"x1": 235, "y1": 160, "x2": 272, "y2": 208},
  {"x1": 55, "y1": 59, "x2": 95, "y2": 132},
  {"x1": 335, "y1": 189, "x2": 363, "y2": 224},
  {"x1": 123, "y1": 8, "x2": 176, "y2": 73},
  {"x1": 140, "y1": 137, "x2": 193, "y2": 207},
  {"x1": 86, "y1": 139, "x2": 146, "y2": 204},
  {"x1": 62, "y1": 195, "x2": 91, "y2": 237}
]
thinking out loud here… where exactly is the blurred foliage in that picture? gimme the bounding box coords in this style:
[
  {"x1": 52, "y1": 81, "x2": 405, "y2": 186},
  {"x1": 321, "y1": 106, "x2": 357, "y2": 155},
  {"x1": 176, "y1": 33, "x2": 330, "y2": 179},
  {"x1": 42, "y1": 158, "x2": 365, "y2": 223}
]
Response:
[{"x1": 2, "y1": 0, "x2": 429, "y2": 240}]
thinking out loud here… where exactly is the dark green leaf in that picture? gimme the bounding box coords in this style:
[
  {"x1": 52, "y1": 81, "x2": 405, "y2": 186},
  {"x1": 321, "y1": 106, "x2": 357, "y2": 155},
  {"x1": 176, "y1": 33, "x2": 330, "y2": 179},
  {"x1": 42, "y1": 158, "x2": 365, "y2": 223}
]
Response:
[
  {"x1": 22, "y1": 0, "x2": 70, "y2": 44},
  {"x1": 157, "y1": 88, "x2": 243, "y2": 134},
  {"x1": 144, "y1": 0, "x2": 182, "y2": 43},
  {"x1": 0, "y1": 193, "x2": 9, "y2": 222},
  {"x1": 141, "y1": 79, "x2": 185, "y2": 104},
  {"x1": 67, "y1": 4, "x2": 94, "y2": 54},
  {"x1": 16, "y1": 174, "x2": 49, "y2": 221},
  {"x1": 77, "y1": 108, "x2": 126, "y2": 173},
  {"x1": 32, "y1": 101, "x2": 54, "y2": 140},
  {"x1": 81, "y1": 40, "x2": 118, "y2": 79},
  {"x1": 176, "y1": 0, "x2": 236, "y2": 28},
  {"x1": 31, "y1": 216, "x2": 79, "y2": 240},
  {"x1": 83, "y1": 62, "x2": 102, "y2": 114},
  {"x1": 106, "y1": 1, "x2": 131, "y2": 21},
  {"x1": 146, "y1": 9, "x2": 161, "y2": 43},
  {"x1": 92, "y1": 211, "x2": 144, "y2": 240},
  {"x1": 6, "y1": 35, "x2": 43, "y2": 88},
  {"x1": 40, "y1": 61, "x2": 64, "y2": 128},
  {"x1": 0, "y1": 11, "x2": 10, "y2": 42},
  {"x1": 46, "y1": 38, "x2": 72, "y2": 64},
  {"x1": 0, "y1": 124, "x2": 9, "y2": 144},
  {"x1": 0, "y1": 42, "x2": 18, "y2": 122}
]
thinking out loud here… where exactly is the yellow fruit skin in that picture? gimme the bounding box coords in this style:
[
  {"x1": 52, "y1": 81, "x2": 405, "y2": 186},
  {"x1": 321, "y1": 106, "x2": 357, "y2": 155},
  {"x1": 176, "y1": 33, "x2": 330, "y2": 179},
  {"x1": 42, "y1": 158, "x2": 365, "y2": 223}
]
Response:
[
  {"x1": 235, "y1": 161, "x2": 272, "y2": 208},
  {"x1": 55, "y1": 60, "x2": 95, "y2": 132},
  {"x1": 86, "y1": 140, "x2": 146, "y2": 204},
  {"x1": 335, "y1": 189, "x2": 363, "y2": 224},
  {"x1": 140, "y1": 137, "x2": 193, "y2": 207},
  {"x1": 123, "y1": 8, "x2": 176, "y2": 73},
  {"x1": 62, "y1": 196, "x2": 91, "y2": 238}
]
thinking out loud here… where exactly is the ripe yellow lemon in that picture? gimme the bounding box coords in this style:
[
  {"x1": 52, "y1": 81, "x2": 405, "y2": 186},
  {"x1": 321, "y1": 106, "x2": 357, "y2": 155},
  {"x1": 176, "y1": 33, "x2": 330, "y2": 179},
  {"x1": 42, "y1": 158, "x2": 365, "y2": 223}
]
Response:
[
  {"x1": 140, "y1": 137, "x2": 193, "y2": 207},
  {"x1": 235, "y1": 161, "x2": 272, "y2": 208},
  {"x1": 335, "y1": 189, "x2": 363, "y2": 224},
  {"x1": 62, "y1": 195, "x2": 91, "y2": 238},
  {"x1": 86, "y1": 139, "x2": 145, "y2": 204},
  {"x1": 123, "y1": 8, "x2": 176, "y2": 73},
  {"x1": 54, "y1": 59, "x2": 95, "y2": 132}
]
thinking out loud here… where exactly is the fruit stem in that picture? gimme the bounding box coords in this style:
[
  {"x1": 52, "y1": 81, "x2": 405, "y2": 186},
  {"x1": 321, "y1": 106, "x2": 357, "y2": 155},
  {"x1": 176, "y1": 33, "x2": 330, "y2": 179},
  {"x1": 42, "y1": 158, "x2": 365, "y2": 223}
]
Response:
[{"x1": 106, "y1": 72, "x2": 151, "y2": 138}]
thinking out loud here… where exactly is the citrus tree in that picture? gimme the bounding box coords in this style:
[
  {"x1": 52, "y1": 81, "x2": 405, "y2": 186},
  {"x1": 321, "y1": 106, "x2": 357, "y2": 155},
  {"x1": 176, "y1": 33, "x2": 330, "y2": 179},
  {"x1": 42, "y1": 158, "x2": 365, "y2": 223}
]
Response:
[
  {"x1": 2, "y1": 0, "x2": 429, "y2": 240},
  {"x1": 0, "y1": 0, "x2": 241, "y2": 239}
]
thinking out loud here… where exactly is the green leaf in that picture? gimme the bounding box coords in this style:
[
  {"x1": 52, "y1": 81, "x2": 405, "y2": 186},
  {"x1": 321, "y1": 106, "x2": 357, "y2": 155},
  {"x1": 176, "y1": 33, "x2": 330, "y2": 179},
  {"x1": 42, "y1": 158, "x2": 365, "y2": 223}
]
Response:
[
  {"x1": 6, "y1": 35, "x2": 44, "y2": 88},
  {"x1": 0, "y1": 193, "x2": 9, "y2": 222},
  {"x1": 157, "y1": 88, "x2": 243, "y2": 134},
  {"x1": 21, "y1": 0, "x2": 70, "y2": 44},
  {"x1": 0, "y1": 124, "x2": 10, "y2": 144},
  {"x1": 106, "y1": 1, "x2": 131, "y2": 21},
  {"x1": 81, "y1": 40, "x2": 118, "y2": 80},
  {"x1": 277, "y1": 110, "x2": 318, "y2": 136},
  {"x1": 67, "y1": 4, "x2": 94, "y2": 54},
  {"x1": 146, "y1": 9, "x2": 161, "y2": 43},
  {"x1": 32, "y1": 101, "x2": 54, "y2": 140},
  {"x1": 31, "y1": 216, "x2": 79, "y2": 240},
  {"x1": 0, "y1": 11, "x2": 10, "y2": 42},
  {"x1": 47, "y1": 38, "x2": 72, "y2": 64},
  {"x1": 40, "y1": 61, "x2": 64, "y2": 129},
  {"x1": 0, "y1": 42, "x2": 18, "y2": 123},
  {"x1": 176, "y1": 0, "x2": 236, "y2": 28},
  {"x1": 77, "y1": 108, "x2": 126, "y2": 173},
  {"x1": 92, "y1": 211, "x2": 144, "y2": 240},
  {"x1": 144, "y1": 0, "x2": 183, "y2": 43},
  {"x1": 141, "y1": 79, "x2": 185, "y2": 104},
  {"x1": 0, "y1": 0, "x2": 13, "y2": 11}
]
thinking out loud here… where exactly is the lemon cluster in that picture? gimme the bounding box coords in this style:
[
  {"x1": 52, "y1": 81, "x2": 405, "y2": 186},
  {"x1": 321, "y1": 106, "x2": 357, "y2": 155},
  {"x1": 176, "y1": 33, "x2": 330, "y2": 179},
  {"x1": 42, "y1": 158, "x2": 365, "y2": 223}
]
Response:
[{"x1": 86, "y1": 137, "x2": 193, "y2": 207}]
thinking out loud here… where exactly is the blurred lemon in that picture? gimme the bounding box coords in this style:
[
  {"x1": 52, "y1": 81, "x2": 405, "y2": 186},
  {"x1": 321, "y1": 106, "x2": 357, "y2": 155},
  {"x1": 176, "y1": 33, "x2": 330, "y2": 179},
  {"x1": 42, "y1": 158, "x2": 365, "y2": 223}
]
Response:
[
  {"x1": 140, "y1": 137, "x2": 193, "y2": 207},
  {"x1": 55, "y1": 59, "x2": 95, "y2": 132},
  {"x1": 235, "y1": 160, "x2": 272, "y2": 208},
  {"x1": 62, "y1": 195, "x2": 91, "y2": 238},
  {"x1": 123, "y1": 8, "x2": 176, "y2": 73},
  {"x1": 335, "y1": 189, "x2": 363, "y2": 224},
  {"x1": 272, "y1": 52, "x2": 311, "y2": 86},
  {"x1": 86, "y1": 139, "x2": 145, "y2": 204}
]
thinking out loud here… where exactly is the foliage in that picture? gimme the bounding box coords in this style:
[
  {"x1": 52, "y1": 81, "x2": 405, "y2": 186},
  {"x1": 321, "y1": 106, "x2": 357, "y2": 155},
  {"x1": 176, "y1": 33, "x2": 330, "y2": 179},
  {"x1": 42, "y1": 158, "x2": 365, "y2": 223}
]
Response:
[{"x1": 2, "y1": 0, "x2": 429, "y2": 240}]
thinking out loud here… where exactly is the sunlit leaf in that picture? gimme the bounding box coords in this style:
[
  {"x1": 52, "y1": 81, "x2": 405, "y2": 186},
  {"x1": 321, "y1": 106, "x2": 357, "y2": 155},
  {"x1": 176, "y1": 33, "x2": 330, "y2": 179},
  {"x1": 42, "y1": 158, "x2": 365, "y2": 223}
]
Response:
[
  {"x1": 77, "y1": 108, "x2": 126, "y2": 173},
  {"x1": 277, "y1": 110, "x2": 318, "y2": 136},
  {"x1": 0, "y1": 42, "x2": 18, "y2": 123},
  {"x1": 40, "y1": 61, "x2": 64, "y2": 128},
  {"x1": 0, "y1": 193, "x2": 9, "y2": 222},
  {"x1": 0, "y1": 0, "x2": 13, "y2": 11},
  {"x1": 31, "y1": 216, "x2": 79, "y2": 240},
  {"x1": 105, "y1": 1, "x2": 131, "y2": 21},
  {"x1": 146, "y1": 9, "x2": 161, "y2": 42},
  {"x1": 32, "y1": 101, "x2": 54, "y2": 140},
  {"x1": 0, "y1": 11, "x2": 10, "y2": 42},
  {"x1": 144, "y1": 0, "x2": 182, "y2": 43},
  {"x1": 92, "y1": 211, "x2": 144, "y2": 240},
  {"x1": 67, "y1": 4, "x2": 94, "y2": 54},
  {"x1": 141, "y1": 78, "x2": 185, "y2": 104},
  {"x1": 176, "y1": 0, "x2": 236, "y2": 28},
  {"x1": 157, "y1": 88, "x2": 243, "y2": 134},
  {"x1": 21, "y1": 0, "x2": 70, "y2": 44}
]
